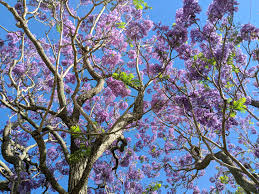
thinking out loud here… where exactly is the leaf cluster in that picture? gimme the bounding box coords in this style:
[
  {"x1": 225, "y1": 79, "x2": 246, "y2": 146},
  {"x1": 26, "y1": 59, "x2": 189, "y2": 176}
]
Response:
[
  {"x1": 69, "y1": 146, "x2": 91, "y2": 163},
  {"x1": 112, "y1": 71, "x2": 141, "y2": 89},
  {"x1": 228, "y1": 97, "x2": 247, "y2": 117},
  {"x1": 143, "y1": 181, "x2": 162, "y2": 193},
  {"x1": 132, "y1": 0, "x2": 152, "y2": 10}
]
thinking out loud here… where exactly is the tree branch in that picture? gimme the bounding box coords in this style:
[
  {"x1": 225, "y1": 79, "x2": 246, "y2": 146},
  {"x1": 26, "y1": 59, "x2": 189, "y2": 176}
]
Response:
[{"x1": 195, "y1": 151, "x2": 258, "y2": 193}]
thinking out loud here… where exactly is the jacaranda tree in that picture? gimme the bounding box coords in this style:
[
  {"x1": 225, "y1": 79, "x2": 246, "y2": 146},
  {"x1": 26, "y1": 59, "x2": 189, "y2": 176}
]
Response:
[{"x1": 0, "y1": 0, "x2": 258, "y2": 193}]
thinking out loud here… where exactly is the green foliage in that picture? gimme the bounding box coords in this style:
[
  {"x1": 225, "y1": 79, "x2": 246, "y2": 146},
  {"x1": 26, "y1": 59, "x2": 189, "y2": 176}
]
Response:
[
  {"x1": 193, "y1": 53, "x2": 216, "y2": 66},
  {"x1": 232, "y1": 97, "x2": 246, "y2": 112},
  {"x1": 232, "y1": 64, "x2": 239, "y2": 73},
  {"x1": 219, "y1": 175, "x2": 229, "y2": 184},
  {"x1": 228, "y1": 97, "x2": 247, "y2": 117},
  {"x1": 56, "y1": 23, "x2": 61, "y2": 33},
  {"x1": 70, "y1": 125, "x2": 81, "y2": 137},
  {"x1": 158, "y1": 73, "x2": 170, "y2": 82},
  {"x1": 116, "y1": 22, "x2": 126, "y2": 29},
  {"x1": 225, "y1": 81, "x2": 234, "y2": 89},
  {"x1": 112, "y1": 71, "x2": 141, "y2": 89},
  {"x1": 132, "y1": 0, "x2": 152, "y2": 10},
  {"x1": 143, "y1": 181, "x2": 162, "y2": 193},
  {"x1": 69, "y1": 146, "x2": 91, "y2": 163},
  {"x1": 235, "y1": 186, "x2": 246, "y2": 194}
]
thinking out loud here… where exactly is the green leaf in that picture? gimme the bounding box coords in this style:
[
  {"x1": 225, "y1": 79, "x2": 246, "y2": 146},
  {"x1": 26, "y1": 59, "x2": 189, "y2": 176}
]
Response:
[
  {"x1": 239, "y1": 97, "x2": 246, "y2": 104},
  {"x1": 227, "y1": 98, "x2": 232, "y2": 103},
  {"x1": 219, "y1": 175, "x2": 229, "y2": 184},
  {"x1": 132, "y1": 0, "x2": 151, "y2": 10},
  {"x1": 56, "y1": 23, "x2": 61, "y2": 33},
  {"x1": 230, "y1": 111, "x2": 236, "y2": 118},
  {"x1": 116, "y1": 22, "x2": 126, "y2": 29},
  {"x1": 71, "y1": 125, "x2": 81, "y2": 137}
]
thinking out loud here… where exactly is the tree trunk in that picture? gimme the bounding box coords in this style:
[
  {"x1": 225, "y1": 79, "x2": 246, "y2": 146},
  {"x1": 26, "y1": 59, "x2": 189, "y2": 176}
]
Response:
[{"x1": 68, "y1": 159, "x2": 88, "y2": 194}]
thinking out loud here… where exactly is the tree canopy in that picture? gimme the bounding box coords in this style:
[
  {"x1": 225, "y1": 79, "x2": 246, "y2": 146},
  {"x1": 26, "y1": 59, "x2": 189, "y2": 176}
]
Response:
[{"x1": 0, "y1": 0, "x2": 258, "y2": 193}]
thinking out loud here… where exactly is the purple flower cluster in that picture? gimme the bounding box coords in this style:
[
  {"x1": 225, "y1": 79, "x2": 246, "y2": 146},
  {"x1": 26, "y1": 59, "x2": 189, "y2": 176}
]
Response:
[
  {"x1": 101, "y1": 50, "x2": 122, "y2": 69},
  {"x1": 126, "y1": 20, "x2": 153, "y2": 40},
  {"x1": 93, "y1": 161, "x2": 113, "y2": 185},
  {"x1": 166, "y1": 25, "x2": 188, "y2": 47},
  {"x1": 106, "y1": 77, "x2": 131, "y2": 97},
  {"x1": 95, "y1": 110, "x2": 109, "y2": 123},
  {"x1": 176, "y1": 0, "x2": 201, "y2": 27},
  {"x1": 190, "y1": 28, "x2": 204, "y2": 43},
  {"x1": 13, "y1": 63, "x2": 26, "y2": 76},
  {"x1": 15, "y1": 2, "x2": 23, "y2": 15},
  {"x1": 240, "y1": 24, "x2": 259, "y2": 41},
  {"x1": 6, "y1": 32, "x2": 21, "y2": 46},
  {"x1": 207, "y1": 0, "x2": 239, "y2": 22}
]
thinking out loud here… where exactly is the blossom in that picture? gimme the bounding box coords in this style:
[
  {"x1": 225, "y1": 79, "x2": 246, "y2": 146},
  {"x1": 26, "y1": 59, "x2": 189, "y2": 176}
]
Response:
[
  {"x1": 47, "y1": 147, "x2": 58, "y2": 160},
  {"x1": 176, "y1": 0, "x2": 201, "y2": 27},
  {"x1": 93, "y1": 161, "x2": 113, "y2": 185},
  {"x1": 126, "y1": 20, "x2": 153, "y2": 40},
  {"x1": 119, "y1": 101, "x2": 128, "y2": 110},
  {"x1": 166, "y1": 25, "x2": 188, "y2": 47},
  {"x1": 240, "y1": 24, "x2": 259, "y2": 41},
  {"x1": 207, "y1": 0, "x2": 238, "y2": 22},
  {"x1": 13, "y1": 63, "x2": 26, "y2": 76},
  {"x1": 190, "y1": 28, "x2": 204, "y2": 43},
  {"x1": 95, "y1": 110, "x2": 109, "y2": 123},
  {"x1": 106, "y1": 77, "x2": 131, "y2": 97},
  {"x1": 101, "y1": 50, "x2": 122, "y2": 68},
  {"x1": 64, "y1": 72, "x2": 76, "y2": 84}
]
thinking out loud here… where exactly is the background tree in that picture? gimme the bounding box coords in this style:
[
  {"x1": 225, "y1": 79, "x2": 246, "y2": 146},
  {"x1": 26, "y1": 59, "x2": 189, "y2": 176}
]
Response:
[
  {"x1": 147, "y1": 0, "x2": 259, "y2": 193},
  {"x1": 0, "y1": 0, "x2": 258, "y2": 193}
]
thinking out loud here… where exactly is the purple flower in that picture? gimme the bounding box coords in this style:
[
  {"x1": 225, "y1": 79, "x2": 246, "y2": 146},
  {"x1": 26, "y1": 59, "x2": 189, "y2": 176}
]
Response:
[
  {"x1": 240, "y1": 24, "x2": 259, "y2": 41},
  {"x1": 209, "y1": 177, "x2": 216, "y2": 183},
  {"x1": 193, "y1": 186, "x2": 200, "y2": 194},
  {"x1": 93, "y1": 161, "x2": 113, "y2": 185},
  {"x1": 101, "y1": 50, "x2": 122, "y2": 68},
  {"x1": 13, "y1": 63, "x2": 26, "y2": 76},
  {"x1": 149, "y1": 63, "x2": 163, "y2": 75},
  {"x1": 167, "y1": 25, "x2": 188, "y2": 47},
  {"x1": 119, "y1": 101, "x2": 128, "y2": 110},
  {"x1": 65, "y1": 72, "x2": 76, "y2": 84},
  {"x1": 15, "y1": 3, "x2": 23, "y2": 15},
  {"x1": 6, "y1": 32, "x2": 21, "y2": 45},
  {"x1": 190, "y1": 28, "x2": 204, "y2": 43},
  {"x1": 47, "y1": 147, "x2": 58, "y2": 160},
  {"x1": 252, "y1": 49, "x2": 259, "y2": 61},
  {"x1": 207, "y1": 0, "x2": 239, "y2": 22},
  {"x1": 176, "y1": 0, "x2": 201, "y2": 27},
  {"x1": 215, "y1": 181, "x2": 225, "y2": 191},
  {"x1": 106, "y1": 77, "x2": 131, "y2": 97},
  {"x1": 95, "y1": 110, "x2": 109, "y2": 123},
  {"x1": 126, "y1": 20, "x2": 153, "y2": 40}
]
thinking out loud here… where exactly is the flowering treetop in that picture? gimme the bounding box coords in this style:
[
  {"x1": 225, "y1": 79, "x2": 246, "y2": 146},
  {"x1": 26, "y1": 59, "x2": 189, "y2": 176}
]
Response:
[{"x1": 0, "y1": 0, "x2": 258, "y2": 193}]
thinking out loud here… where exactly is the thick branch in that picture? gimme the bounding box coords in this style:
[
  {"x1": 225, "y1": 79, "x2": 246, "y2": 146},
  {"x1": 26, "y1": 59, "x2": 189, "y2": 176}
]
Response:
[
  {"x1": 0, "y1": 181, "x2": 10, "y2": 191},
  {"x1": 1, "y1": 121, "x2": 20, "y2": 165},
  {"x1": 31, "y1": 131, "x2": 67, "y2": 194},
  {"x1": 251, "y1": 99, "x2": 259, "y2": 108},
  {"x1": 195, "y1": 151, "x2": 258, "y2": 193}
]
